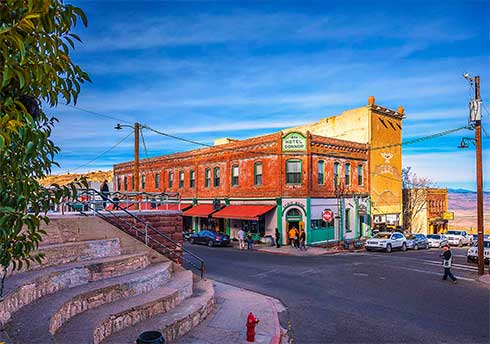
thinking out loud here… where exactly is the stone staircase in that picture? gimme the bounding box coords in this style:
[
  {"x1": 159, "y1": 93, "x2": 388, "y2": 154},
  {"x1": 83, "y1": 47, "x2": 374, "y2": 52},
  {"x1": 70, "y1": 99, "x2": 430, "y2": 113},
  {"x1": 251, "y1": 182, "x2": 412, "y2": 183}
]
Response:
[{"x1": 0, "y1": 216, "x2": 215, "y2": 344}]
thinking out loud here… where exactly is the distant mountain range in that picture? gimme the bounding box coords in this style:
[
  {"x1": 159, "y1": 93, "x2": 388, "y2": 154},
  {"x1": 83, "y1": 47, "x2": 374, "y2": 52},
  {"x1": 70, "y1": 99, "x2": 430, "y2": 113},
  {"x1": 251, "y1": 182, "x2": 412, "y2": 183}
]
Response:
[{"x1": 447, "y1": 188, "x2": 490, "y2": 195}]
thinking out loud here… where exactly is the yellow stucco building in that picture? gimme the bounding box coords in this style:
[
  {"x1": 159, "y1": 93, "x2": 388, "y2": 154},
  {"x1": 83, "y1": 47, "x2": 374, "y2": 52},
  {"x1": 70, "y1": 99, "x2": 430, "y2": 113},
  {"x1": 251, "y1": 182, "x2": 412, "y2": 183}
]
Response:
[{"x1": 290, "y1": 96, "x2": 405, "y2": 229}]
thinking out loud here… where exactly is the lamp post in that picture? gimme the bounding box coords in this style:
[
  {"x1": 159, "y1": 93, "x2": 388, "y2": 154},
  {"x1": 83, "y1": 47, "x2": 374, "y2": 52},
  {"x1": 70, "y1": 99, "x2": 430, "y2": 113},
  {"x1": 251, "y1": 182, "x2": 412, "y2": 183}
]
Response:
[
  {"x1": 461, "y1": 74, "x2": 484, "y2": 275},
  {"x1": 115, "y1": 122, "x2": 140, "y2": 210}
]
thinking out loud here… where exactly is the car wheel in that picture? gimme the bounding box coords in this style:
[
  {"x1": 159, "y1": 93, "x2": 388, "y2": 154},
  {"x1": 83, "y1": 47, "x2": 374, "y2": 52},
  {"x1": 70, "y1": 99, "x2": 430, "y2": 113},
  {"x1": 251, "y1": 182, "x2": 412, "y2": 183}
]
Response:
[
  {"x1": 467, "y1": 257, "x2": 472, "y2": 263},
  {"x1": 366, "y1": 248, "x2": 371, "y2": 252},
  {"x1": 386, "y1": 244, "x2": 392, "y2": 253},
  {"x1": 458, "y1": 240, "x2": 463, "y2": 247},
  {"x1": 207, "y1": 240, "x2": 214, "y2": 247},
  {"x1": 425, "y1": 244, "x2": 430, "y2": 249},
  {"x1": 190, "y1": 238, "x2": 195, "y2": 244},
  {"x1": 401, "y1": 243, "x2": 407, "y2": 252},
  {"x1": 414, "y1": 244, "x2": 419, "y2": 250}
]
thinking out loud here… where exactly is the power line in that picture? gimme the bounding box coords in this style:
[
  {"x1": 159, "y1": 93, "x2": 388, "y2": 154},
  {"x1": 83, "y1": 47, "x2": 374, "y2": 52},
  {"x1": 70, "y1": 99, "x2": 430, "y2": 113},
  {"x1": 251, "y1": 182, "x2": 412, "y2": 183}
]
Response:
[
  {"x1": 63, "y1": 104, "x2": 133, "y2": 125},
  {"x1": 140, "y1": 128, "x2": 149, "y2": 158},
  {"x1": 64, "y1": 131, "x2": 133, "y2": 174}
]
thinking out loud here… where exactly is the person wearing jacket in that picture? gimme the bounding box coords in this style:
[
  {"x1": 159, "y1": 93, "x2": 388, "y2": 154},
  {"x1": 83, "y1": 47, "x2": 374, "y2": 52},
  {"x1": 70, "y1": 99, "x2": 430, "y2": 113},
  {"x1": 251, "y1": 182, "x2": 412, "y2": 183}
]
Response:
[{"x1": 440, "y1": 244, "x2": 457, "y2": 283}]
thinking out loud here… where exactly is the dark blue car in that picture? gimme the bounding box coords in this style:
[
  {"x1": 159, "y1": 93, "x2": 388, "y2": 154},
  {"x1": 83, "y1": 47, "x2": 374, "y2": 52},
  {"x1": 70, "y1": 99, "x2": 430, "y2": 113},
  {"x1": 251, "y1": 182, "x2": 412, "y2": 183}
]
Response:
[{"x1": 189, "y1": 230, "x2": 230, "y2": 247}]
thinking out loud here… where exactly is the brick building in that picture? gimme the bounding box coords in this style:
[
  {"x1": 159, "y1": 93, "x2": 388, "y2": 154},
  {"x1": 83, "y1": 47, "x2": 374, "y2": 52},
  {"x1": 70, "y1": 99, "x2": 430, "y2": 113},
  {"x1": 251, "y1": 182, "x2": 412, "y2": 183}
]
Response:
[
  {"x1": 402, "y1": 188, "x2": 449, "y2": 234},
  {"x1": 114, "y1": 130, "x2": 370, "y2": 246}
]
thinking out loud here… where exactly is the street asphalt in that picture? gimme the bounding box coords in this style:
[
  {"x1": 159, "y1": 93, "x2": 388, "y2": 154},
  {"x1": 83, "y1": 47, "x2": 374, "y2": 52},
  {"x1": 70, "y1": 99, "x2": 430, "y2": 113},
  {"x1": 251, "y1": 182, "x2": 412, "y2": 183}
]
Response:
[{"x1": 183, "y1": 244, "x2": 490, "y2": 344}]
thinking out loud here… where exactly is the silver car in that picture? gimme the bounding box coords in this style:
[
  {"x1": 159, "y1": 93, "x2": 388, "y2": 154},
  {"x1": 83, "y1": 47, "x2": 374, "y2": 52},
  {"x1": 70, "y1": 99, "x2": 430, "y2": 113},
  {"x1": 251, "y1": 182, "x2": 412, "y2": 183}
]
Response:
[
  {"x1": 406, "y1": 233, "x2": 429, "y2": 250},
  {"x1": 427, "y1": 234, "x2": 449, "y2": 248}
]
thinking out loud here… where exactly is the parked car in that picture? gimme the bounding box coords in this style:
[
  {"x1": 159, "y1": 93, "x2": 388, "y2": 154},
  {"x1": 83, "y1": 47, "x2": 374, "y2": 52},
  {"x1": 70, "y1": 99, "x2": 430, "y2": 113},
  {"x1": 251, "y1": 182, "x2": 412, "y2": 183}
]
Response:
[
  {"x1": 365, "y1": 232, "x2": 407, "y2": 253},
  {"x1": 467, "y1": 240, "x2": 490, "y2": 264},
  {"x1": 445, "y1": 230, "x2": 471, "y2": 247},
  {"x1": 183, "y1": 231, "x2": 193, "y2": 241},
  {"x1": 427, "y1": 234, "x2": 449, "y2": 248},
  {"x1": 189, "y1": 230, "x2": 230, "y2": 247},
  {"x1": 405, "y1": 234, "x2": 429, "y2": 250}
]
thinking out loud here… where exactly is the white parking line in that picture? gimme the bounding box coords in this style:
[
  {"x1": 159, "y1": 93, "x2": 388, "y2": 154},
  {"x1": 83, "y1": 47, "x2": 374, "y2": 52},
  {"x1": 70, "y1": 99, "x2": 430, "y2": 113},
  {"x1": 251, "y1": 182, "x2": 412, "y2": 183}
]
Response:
[
  {"x1": 365, "y1": 253, "x2": 478, "y2": 272},
  {"x1": 395, "y1": 266, "x2": 476, "y2": 282},
  {"x1": 353, "y1": 272, "x2": 369, "y2": 277}
]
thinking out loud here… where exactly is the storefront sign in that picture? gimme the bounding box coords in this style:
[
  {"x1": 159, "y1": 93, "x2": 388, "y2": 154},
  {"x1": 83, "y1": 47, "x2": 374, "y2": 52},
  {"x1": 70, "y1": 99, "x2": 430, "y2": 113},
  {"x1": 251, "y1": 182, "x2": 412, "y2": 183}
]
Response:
[
  {"x1": 322, "y1": 209, "x2": 333, "y2": 222},
  {"x1": 442, "y1": 212, "x2": 454, "y2": 220},
  {"x1": 283, "y1": 199, "x2": 306, "y2": 209},
  {"x1": 282, "y1": 132, "x2": 306, "y2": 152}
]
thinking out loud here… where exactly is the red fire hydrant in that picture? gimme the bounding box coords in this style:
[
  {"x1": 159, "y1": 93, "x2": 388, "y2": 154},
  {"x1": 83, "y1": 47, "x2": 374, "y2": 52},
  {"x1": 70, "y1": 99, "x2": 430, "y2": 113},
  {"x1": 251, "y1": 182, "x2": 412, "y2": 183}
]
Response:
[{"x1": 246, "y1": 312, "x2": 260, "y2": 342}]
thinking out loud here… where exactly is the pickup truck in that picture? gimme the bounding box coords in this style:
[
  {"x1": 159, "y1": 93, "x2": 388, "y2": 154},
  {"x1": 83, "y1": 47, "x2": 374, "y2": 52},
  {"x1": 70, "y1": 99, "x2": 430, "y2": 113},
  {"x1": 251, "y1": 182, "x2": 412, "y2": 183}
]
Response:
[{"x1": 445, "y1": 230, "x2": 472, "y2": 247}]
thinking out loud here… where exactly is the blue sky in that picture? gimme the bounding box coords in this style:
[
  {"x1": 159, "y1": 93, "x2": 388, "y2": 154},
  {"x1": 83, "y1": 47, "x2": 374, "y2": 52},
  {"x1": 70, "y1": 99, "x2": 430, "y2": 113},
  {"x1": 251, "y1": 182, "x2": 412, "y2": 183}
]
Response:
[{"x1": 50, "y1": 1, "x2": 490, "y2": 190}]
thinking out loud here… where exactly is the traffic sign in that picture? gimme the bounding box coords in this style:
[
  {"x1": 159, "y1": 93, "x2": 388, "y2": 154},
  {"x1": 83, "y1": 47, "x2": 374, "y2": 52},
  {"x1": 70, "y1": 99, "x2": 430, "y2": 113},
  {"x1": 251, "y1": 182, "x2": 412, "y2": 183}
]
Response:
[{"x1": 322, "y1": 209, "x2": 333, "y2": 222}]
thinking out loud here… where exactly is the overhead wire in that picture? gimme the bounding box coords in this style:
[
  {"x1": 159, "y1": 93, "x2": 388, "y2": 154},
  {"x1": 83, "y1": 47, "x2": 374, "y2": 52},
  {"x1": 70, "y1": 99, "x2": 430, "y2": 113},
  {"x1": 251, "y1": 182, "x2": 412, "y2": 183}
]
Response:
[
  {"x1": 140, "y1": 128, "x2": 149, "y2": 158},
  {"x1": 63, "y1": 104, "x2": 133, "y2": 125}
]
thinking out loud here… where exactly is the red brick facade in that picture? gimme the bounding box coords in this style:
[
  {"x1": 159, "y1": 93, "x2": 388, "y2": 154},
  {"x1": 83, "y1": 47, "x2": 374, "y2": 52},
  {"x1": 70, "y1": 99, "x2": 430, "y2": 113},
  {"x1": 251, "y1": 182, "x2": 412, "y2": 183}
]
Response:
[{"x1": 113, "y1": 132, "x2": 369, "y2": 199}]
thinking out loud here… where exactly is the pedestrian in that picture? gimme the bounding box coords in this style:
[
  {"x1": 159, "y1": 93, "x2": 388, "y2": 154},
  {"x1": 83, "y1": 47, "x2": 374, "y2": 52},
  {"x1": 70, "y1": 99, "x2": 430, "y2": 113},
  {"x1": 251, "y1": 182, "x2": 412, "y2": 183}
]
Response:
[
  {"x1": 247, "y1": 231, "x2": 254, "y2": 250},
  {"x1": 288, "y1": 226, "x2": 297, "y2": 248},
  {"x1": 299, "y1": 229, "x2": 306, "y2": 251},
  {"x1": 294, "y1": 227, "x2": 300, "y2": 249},
  {"x1": 275, "y1": 228, "x2": 281, "y2": 248},
  {"x1": 238, "y1": 228, "x2": 246, "y2": 250},
  {"x1": 440, "y1": 244, "x2": 457, "y2": 283},
  {"x1": 100, "y1": 179, "x2": 110, "y2": 209}
]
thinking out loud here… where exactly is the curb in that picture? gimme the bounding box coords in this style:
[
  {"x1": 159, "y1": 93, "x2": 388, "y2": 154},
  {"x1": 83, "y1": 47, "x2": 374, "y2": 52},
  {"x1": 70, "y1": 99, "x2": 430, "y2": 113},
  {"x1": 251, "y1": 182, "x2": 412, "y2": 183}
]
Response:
[
  {"x1": 253, "y1": 248, "x2": 364, "y2": 257},
  {"x1": 479, "y1": 275, "x2": 490, "y2": 285},
  {"x1": 268, "y1": 297, "x2": 282, "y2": 344}
]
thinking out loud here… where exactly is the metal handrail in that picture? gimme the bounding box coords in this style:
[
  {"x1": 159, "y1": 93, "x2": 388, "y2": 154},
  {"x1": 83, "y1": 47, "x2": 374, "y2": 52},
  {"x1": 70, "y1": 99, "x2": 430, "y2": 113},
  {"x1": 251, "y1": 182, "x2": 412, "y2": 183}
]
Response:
[{"x1": 67, "y1": 189, "x2": 205, "y2": 278}]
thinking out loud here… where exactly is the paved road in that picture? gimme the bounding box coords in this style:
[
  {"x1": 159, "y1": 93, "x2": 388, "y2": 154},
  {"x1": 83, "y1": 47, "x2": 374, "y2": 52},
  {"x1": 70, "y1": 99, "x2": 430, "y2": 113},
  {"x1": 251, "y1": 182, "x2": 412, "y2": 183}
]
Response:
[{"x1": 183, "y1": 244, "x2": 490, "y2": 344}]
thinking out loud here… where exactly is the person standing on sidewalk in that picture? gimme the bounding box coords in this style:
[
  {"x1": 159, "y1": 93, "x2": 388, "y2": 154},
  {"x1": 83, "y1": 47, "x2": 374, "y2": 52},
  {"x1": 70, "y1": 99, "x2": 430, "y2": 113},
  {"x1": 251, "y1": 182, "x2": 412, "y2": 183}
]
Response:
[
  {"x1": 299, "y1": 229, "x2": 306, "y2": 251},
  {"x1": 440, "y1": 244, "x2": 457, "y2": 283},
  {"x1": 275, "y1": 228, "x2": 281, "y2": 248},
  {"x1": 288, "y1": 227, "x2": 297, "y2": 248},
  {"x1": 247, "y1": 231, "x2": 254, "y2": 250},
  {"x1": 238, "y1": 228, "x2": 246, "y2": 250},
  {"x1": 100, "y1": 180, "x2": 110, "y2": 209}
]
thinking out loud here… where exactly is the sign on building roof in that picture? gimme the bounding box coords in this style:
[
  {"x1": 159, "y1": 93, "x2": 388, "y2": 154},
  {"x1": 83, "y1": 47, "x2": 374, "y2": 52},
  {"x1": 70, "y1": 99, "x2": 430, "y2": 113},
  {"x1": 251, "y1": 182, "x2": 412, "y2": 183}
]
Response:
[{"x1": 282, "y1": 132, "x2": 306, "y2": 152}]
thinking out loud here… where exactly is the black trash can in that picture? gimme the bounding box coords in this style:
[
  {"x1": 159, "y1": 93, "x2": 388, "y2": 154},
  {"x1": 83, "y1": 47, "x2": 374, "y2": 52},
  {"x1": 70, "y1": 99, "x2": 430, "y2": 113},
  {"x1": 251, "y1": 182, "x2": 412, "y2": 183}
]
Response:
[{"x1": 136, "y1": 331, "x2": 165, "y2": 344}]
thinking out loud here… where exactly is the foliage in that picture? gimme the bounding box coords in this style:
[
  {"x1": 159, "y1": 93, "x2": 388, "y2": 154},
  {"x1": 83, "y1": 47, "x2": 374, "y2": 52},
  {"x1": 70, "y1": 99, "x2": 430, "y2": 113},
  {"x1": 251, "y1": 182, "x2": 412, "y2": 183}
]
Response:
[
  {"x1": 402, "y1": 167, "x2": 433, "y2": 232},
  {"x1": 0, "y1": 0, "x2": 90, "y2": 297}
]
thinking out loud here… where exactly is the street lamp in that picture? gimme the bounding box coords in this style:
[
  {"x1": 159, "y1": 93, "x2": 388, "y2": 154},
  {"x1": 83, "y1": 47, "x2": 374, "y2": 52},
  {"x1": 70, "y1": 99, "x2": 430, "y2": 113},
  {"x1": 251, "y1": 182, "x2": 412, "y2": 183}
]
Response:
[
  {"x1": 115, "y1": 122, "x2": 141, "y2": 210},
  {"x1": 457, "y1": 137, "x2": 475, "y2": 149}
]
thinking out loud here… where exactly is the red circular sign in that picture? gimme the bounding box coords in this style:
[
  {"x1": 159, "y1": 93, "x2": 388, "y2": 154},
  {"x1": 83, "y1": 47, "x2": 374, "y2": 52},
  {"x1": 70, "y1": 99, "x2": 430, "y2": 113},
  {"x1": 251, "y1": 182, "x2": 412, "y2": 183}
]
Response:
[{"x1": 322, "y1": 209, "x2": 333, "y2": 222}]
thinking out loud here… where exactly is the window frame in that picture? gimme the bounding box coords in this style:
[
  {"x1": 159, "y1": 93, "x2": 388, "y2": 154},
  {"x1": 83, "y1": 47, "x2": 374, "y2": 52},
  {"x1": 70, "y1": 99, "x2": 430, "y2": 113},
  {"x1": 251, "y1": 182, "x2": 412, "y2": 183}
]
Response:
[
  {"x1": 179, "y1": 171, "x2": 184, "y2": 188},
  {"x1": 141, "y1": 174, "x2": 146, "y2": 190},
  {"x1": 168, "y1": 171, "x2": 173, "y2": 188},
  {"x1": 213, "y1": 167, "x2": 220, "y2": 187},
  {"x1": 117, "y1": 177, "x2": 121, "y2": 191},
  {"x1": 155, "y1": 173, "x2": 160, "y2": 189},
  {"x1": 345, "y1": 208, "x2": 351, "y2": 232},
  {"x1": 123, "y1": 176, "x2": 128, "y2": 191},
  {"x1": 357, "y1": 164, "x2": 364, "y2": 186},
  {"x1": 190, "y1": 170, "x2": 195, "y2": 188},
  {"x1": 345, "y1": 163, "x2": 351, "y2": 186},
  {"x1": 334, "y1": 162, "x2": 340, "y2": 186},
  {"x1": 317, "y1": 160, "x2": 325, "y2": 185},
  {"x1": 254, "y1": 162, "x2": 263, "y2": 186},
  {"x1": 286, "y1": 159, "x2": 302, "y2": 184},
  {"x1": 231, "y1": 164, "x2": 239, "y2": 187},
  {"x1": 205, "y1": 168, "x2": 211, "y2": 188}
]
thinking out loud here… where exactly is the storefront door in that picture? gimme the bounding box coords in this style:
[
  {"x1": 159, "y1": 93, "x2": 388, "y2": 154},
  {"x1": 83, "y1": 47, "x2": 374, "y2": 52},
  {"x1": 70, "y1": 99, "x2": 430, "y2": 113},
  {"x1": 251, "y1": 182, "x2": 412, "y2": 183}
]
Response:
[{"x1": 285, "y1": 208, "x2": 303, "y2": 244}]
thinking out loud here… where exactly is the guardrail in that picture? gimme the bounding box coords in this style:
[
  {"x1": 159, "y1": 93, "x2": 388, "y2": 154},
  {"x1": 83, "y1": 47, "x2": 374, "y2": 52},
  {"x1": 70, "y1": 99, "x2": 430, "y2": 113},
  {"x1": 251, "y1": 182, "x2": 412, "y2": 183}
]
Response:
[{"x1": 65, "y1": 189, "x2": 205, "y2": 278}]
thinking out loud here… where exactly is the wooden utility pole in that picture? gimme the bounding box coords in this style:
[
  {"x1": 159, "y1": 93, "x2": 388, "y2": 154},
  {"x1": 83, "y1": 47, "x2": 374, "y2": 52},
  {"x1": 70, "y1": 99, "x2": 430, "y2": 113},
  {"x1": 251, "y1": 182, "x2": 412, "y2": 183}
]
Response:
[
  {"x1": 134, "y1": 122, "x2": 140, "y2": 210},
  {"x1": 474, "y1": 76, "x2": 485, "y2": 275}
]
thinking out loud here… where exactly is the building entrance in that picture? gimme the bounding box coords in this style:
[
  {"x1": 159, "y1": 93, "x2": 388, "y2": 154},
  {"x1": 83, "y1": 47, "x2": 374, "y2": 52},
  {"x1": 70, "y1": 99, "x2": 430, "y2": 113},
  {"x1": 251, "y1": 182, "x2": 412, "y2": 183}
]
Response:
[{"x1": 285, "y1": 208, "x2": 303, "y2": 245}]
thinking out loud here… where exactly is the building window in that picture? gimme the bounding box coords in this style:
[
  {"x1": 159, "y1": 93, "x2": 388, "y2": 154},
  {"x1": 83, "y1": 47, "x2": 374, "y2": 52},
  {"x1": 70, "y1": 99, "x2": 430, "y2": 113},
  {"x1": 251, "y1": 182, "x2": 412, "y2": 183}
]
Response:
[
  {"x1": 311, "y1": 219, "x2": 334, "y2": 229},
  {"x1": 141, "y1": 174, "x2": 146, "y2": 190},
  {"x1": 117, "y1": 177, "x2": 121, "y2": 191},
  {"x1": 318, "y1": 160, "x2": 324, "y2": 185},
  {"x1": 205, "y1": 168, "x2": 211, "y2": 187},
  {"x1": 179, "y1": 171, "x2": 184, "y2": 188},
  {"x1": 155, "y1": 173, "x2": 160, "y2": 189},
  {"x1": 254, "y1": 162, "x2": 262, "y2": 186},
  {"x1": 131, "y1": 176, "x2": 134, "y2": 190},
  {"x1": 168, "y1": 171, "x2": 173, "y2": 188},
  {"x1": 358, "y1": 165, "x2": 364, "y2": 186},
  {"x1": 190, "y1": 170, "x2": 195, "y2": 188},
  {"x1": 345, "y1": 163, "x2": 351, "y2": 186},
  {"x1": 334, "y1": 162, "x2": 339, "y2": 186},
  {"x1": 123, "y1": 176, "x2": 128, "y2": 191},
  {"x1": 231, "y1": 165, "x2": 239, "y2": 186},
  {"x1": 286, "y1": 160, "x2": 301, "y2": 184},
  {"x1": 345, "y1": 208, "x2": 351, "y2": 232},
  {"x1": 214, "y1": 167, "x2": 220, "y2": 187}
]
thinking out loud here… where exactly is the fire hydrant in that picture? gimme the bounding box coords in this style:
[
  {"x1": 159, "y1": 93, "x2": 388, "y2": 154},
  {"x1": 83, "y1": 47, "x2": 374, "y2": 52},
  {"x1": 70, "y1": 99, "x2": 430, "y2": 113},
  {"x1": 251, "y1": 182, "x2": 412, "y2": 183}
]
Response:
[{"x1": 246, "y1": 312, "x2": 260, "y2": 342}]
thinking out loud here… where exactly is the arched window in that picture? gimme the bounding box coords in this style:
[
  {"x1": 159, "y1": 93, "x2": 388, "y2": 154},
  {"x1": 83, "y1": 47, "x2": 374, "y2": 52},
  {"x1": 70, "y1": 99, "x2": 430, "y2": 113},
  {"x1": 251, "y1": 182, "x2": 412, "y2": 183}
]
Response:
[
  {"x1": 205, "y1": 168, "x2": 211, "y2": 187},
  {"x1": 190, "y1": 170, "x2": 195, "y2": 188},
  {"x1": 345, "y1": 163, "x2": 351, "y2": 186},
  {"x1": 334, "y1": 162, "x2": 340, "y2": 186},
  {"x1": 358, "y1": 165, "x2": 364, "y2": 186},
  {"x1": 179, "y1": 171, "x2": 184, "y2": 188},
  {"x1": 214, "y1": 167, "x2": 220, "y2": 187}
]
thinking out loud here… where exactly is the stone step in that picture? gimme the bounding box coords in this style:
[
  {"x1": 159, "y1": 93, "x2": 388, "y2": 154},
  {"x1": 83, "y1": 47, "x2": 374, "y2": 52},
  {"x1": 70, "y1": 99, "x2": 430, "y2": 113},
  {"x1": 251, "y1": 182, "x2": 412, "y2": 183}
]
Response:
[
  {"x1": 20, "y1": 238, "x2": 122, "y2": 273},
  {"x1": 54, "y1": 270, "x2": 193, "y2": 344},
  {"x1": 102, "y1": 278, "x2": 215, "y2": 344},
  {"x1": 0, "y1": 253, "x2": 150, "y2": 326},
  {"x1": 4, "y1": 261, "x2": 173, "y2": 344}
]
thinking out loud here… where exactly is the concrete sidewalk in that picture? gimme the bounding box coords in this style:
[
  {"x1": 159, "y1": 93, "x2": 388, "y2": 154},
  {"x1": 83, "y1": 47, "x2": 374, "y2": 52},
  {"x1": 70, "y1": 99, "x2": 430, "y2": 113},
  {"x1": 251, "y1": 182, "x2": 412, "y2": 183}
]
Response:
[
  {"x1": 479, "y1": 274, "x2": 490, "y2": 286},
  {"x1": 176, "y1": 281, "x2": 285, "y2": 344},
  {"x1": 251, "y1": 244, "x2": 362, "y2": 256}
]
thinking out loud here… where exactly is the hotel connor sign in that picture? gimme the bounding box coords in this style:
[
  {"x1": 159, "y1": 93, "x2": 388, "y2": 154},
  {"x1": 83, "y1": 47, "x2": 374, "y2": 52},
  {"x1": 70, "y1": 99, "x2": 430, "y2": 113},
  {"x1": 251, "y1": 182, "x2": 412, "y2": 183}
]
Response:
[{"x1": 282, "y1": 132, "x2": 306, "y2": 152}]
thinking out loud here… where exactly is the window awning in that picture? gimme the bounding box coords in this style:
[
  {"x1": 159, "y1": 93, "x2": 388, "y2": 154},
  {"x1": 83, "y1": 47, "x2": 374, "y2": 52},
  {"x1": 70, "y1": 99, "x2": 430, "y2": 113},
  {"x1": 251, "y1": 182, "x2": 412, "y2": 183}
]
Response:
[
  {"x1": 156, "y1": 203, "x2": 193, "y2": 211},
  {"x1": 212, "y1": 205, "x2": 276, "y2": 221},
  {"x1": 183, "y1": 204, "x2": 218, "y2": 217}
]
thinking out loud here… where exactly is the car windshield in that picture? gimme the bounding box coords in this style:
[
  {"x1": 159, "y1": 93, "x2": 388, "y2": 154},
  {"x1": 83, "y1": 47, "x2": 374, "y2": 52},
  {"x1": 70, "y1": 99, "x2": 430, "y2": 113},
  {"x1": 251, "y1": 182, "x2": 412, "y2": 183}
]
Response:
[
  {"x1": 427, "y1": 235, "x2": 440, "y2": 239},
  {"x1": 446, "y1": 231, "x2": 461, "y2": 235},
  {"x1": 473, "y1": 241, "x2": 490, "y2": 247},
  {"x1": 374, "y1": 233, "x2": 391, "y2": 239}
]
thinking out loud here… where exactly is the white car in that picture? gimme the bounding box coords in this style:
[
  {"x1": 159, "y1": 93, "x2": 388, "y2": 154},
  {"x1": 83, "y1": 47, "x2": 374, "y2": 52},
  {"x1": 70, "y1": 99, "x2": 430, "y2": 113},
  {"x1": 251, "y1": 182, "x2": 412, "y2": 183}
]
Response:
[
  {"x1": 427, "y1": 234, "x2": 449, "y2": 248},
  {"x1": 467, "y1": 240, "x2": 490, "y2": 264},
  {"x1": 365, "y1": 232, "x2": 407, "y2": 253},
  {"x1": 445, "y1": 230, "x2": 471, "y2": 247}
]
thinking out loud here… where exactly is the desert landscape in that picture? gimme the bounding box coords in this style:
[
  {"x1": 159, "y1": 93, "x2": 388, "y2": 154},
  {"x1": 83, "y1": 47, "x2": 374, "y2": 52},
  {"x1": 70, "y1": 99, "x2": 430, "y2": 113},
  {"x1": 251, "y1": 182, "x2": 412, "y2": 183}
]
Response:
[{"x1": 447, "y1": 190, "x2": 490, "y2": 233}]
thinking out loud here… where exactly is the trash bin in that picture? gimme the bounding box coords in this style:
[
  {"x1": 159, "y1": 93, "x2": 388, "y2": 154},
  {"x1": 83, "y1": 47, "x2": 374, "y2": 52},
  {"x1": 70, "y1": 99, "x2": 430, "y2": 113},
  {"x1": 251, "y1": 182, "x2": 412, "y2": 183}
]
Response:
[{"x1": 136, "y1": 331, "x2": 165, "y2": 344}]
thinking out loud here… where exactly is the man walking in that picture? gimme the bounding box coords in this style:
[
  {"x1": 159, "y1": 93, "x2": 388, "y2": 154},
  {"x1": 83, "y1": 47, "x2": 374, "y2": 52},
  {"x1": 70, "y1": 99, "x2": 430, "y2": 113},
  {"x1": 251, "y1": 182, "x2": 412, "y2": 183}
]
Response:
[
  {"x1": 275, "y1": 228, "x2": 281, "y2": 248},
  {"x1": 100, "y1": 180, "x2": 110, "y2": 209},
  {"x1": 440, "y1": 244, "x2": 457, "y2": 283},
  {"x1": 288, "y1": 226, "x2": 297, "y2": 248},
  {"x1": 238, "y1": 228, "x2": 246, "y2": 250}
]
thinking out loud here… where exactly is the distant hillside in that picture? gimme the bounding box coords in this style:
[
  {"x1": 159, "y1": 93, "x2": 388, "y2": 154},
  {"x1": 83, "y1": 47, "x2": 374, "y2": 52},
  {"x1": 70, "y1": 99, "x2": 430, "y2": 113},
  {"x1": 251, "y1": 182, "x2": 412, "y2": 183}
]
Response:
[
  {"x1": 448, "y1": 191, "x2": 490, "y2": 232},
  {"x1": 40, "y1": 170, "x2": 113, "y2": 187},
  {"x1": 447, "y1": 188, "x2": 490, "y2": 195}
]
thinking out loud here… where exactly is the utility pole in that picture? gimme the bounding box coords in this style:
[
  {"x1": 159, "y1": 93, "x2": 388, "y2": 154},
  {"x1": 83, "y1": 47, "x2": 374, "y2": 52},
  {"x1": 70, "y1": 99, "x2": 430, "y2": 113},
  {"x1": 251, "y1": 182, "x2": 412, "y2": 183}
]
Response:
[
  {"x1": 474, "y1": 76, "x2": 485, "y2": 275},
  {"x1": 134, "y1": 122, "x2": 140, "y2": 210}
]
